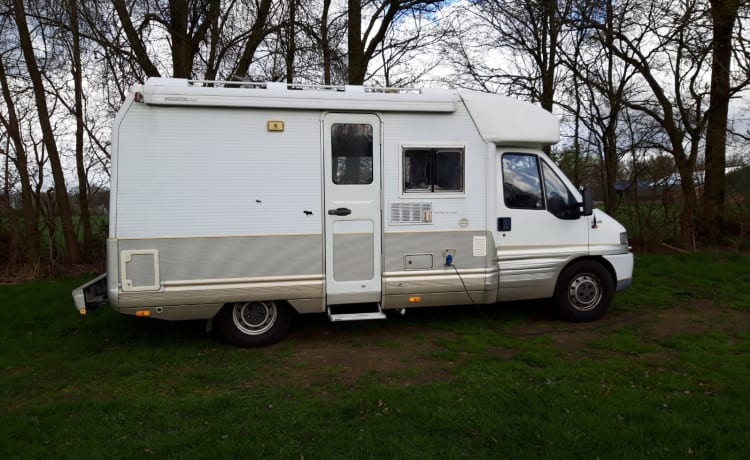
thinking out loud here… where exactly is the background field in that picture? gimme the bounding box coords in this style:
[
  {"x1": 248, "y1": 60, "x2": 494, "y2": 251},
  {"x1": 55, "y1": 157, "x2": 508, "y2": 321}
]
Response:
[{"x1": 1, "y1": 253, "x2": 749, "y2": 459}]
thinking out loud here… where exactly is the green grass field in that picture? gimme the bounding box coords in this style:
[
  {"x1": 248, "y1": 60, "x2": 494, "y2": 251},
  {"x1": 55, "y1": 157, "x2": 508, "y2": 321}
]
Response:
[{"x1": 1, "y1": 253, "x2": 749, "y2": 459}]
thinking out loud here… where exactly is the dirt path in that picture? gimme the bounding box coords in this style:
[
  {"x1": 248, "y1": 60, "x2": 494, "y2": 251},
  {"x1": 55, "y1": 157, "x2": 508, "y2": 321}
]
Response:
[{"x1": 260, "y1": 301, "x2": 750, "y2": 387}]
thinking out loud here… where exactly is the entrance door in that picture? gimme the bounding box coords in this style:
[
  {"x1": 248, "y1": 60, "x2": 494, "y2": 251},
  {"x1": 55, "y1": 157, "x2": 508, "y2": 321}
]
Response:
[{"x1": 323, "y1": 114, "x2": 382, "y2": 304}]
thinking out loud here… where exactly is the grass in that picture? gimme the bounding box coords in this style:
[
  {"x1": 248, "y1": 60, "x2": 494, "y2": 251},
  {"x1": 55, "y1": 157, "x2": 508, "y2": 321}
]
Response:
[{"x1": 1, "y1": 253, "x2": 749, "y2": 458}]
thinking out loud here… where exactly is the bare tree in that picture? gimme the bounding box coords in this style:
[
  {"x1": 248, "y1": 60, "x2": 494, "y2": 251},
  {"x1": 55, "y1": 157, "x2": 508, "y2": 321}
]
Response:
[
  {"x1": 111, "y1": 0, "x2": 161, "y2": 77},
  {"x1": 111, "y1": 0, "x2": 219, "y2": 78},
  {"x1": 64, "y1": 0, "x2": 94, "y2": 259},
  {"x1": 444, "y1": 0, "x2": 572, "y2": 112},
  {"x1": 346, "y1": 0, "x2": 444, "y2": 85},
  {"x1": 296, "y1": 0, "x2": 347, "y2": 84},
  {"x1": 12, "y1": 0, "x2": 81, "y2": 263},
  {"x1": 580, "y1": 0, "x2": 715, "y2": 248},
  {"x1": 0, "y1": 50, "x2": 40, "y2": 263},
  {"x1": 560, "y1": 0, "x2": 642, "y2": 213},
  {"x1": 702, "y1": 0, "x2": 750, "y2": 243}
]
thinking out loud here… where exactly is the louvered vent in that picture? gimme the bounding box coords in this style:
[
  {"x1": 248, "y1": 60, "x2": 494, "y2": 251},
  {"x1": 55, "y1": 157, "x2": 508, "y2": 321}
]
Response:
[{"x1": 390, "y1": 202, "x2": 432, "y2": 224}]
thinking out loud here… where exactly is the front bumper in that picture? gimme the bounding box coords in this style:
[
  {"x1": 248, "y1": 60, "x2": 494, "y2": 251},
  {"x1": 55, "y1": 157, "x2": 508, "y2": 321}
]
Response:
[{"x1": 603, "y1": 253, "x2": 634, "y2": 291}]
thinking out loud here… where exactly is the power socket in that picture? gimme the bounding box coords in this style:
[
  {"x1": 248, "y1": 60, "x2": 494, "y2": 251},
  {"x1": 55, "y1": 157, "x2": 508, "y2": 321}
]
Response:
[{"x1": 444, "y1": 249, "x2": 456, "y2": 266}]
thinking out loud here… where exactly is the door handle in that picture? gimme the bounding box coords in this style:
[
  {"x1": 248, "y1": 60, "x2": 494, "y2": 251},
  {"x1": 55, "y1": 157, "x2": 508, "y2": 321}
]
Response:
[{"x1": 328, "y1": 207, "x2": 352, "y2": 216}]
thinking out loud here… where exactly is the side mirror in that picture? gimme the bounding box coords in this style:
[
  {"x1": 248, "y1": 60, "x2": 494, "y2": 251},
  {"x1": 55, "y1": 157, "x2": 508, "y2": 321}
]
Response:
[{"x1": 581, "y1": 188, "x2": 593, "y2": 216}]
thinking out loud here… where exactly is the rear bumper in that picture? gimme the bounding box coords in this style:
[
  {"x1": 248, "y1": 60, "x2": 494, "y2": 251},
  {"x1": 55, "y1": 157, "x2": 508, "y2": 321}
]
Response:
[
  {"x1": 603, "y1": 253, "x2": 634, "y2": 291},
  {"x1": 72, "y1": 274, "x2": 108, "y2": 314}
]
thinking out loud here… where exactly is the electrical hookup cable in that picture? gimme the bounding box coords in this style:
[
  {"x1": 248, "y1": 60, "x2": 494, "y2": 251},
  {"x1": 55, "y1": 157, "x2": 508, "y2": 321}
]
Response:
[{"x1": 445, "y1": 256, "x2": 476, "y2": 306}]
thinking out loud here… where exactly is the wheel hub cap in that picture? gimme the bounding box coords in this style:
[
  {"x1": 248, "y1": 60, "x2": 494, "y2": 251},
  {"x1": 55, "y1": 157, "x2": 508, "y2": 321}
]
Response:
[
  {"x1": 569, "y1": 274, "x2": 602, "y2": 311},
  {"x1": 233, "y1": 301, "x2": 277, "y2": 335}
]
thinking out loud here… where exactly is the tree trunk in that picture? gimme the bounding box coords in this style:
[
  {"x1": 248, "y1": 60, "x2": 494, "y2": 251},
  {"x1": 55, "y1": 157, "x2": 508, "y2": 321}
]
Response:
[
  {"x1": 112, "y1": 0, "x2": 161, "y2": 77},
  {"x1": 232, "y1": 0, "x2": 274, "y2": 79},
  {"x1": 321, "y1": 0, "x2": 332, "y2": 85},
  {"x1": 204, "y1": 0, "x2": 221, "y2": 80},
  {"x1": 702, "y1": 0, "x2": 740, "y2": 244},
  {"x1": 0, "y1": 57, "x2": 40, "y2": 263},
  {"x1": 675, "y1": 157, "x2": 698, "y2": 250},
  {"x1": 286, "y1": 0, "x2": 297, "y2": 83},
  {"x1": 603, "y1": 130, "x2": 618, "y2": 215},
  {"x1": 13, "y1": 0, "x2": 81, "y2": 263},
  {"x1": 69, "y1": 0, "x2": 92, "y2": 261},
  {"x1": 347, "y1": 0, "x2": 365, "y2": 84},
  {"x1": 170, "y1": 0, "x2": 192, "y2": 78}
]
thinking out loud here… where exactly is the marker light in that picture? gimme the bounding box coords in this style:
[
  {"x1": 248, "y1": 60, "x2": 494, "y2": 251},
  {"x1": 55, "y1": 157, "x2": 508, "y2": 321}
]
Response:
[
  {"x1": 135, "y1": 310, "x2": 152, "y2": 317},
  {"x1": 408, "y1": 296, "x2": 422, "y2": 303}
]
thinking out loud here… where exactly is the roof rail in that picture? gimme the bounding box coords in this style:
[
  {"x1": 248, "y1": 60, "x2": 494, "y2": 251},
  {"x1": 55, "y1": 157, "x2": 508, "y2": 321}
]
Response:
[{"x1": 186, "y1": 79, "x2": 424, "y2": 95}]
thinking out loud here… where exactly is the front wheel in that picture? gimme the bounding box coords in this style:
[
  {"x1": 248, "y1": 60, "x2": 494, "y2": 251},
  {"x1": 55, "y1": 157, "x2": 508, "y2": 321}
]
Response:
[
  {"x1": 554, "y1": 260, "x2": 614, "y2": 322},
  {"x1": 215, "y1": 301, "x2": 291, "y2": 347}
]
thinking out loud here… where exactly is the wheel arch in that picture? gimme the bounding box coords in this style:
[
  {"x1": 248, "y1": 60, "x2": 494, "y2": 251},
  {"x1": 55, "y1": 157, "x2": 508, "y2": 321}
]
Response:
[{"x1": 558, "y1": 255, "x2": 616, "y2": 286}]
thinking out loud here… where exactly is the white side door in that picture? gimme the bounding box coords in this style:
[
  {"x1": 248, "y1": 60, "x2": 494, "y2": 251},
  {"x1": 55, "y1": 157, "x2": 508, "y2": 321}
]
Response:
[{"x1": 323, "y1": 114, "x2": 382, "y2": 304}]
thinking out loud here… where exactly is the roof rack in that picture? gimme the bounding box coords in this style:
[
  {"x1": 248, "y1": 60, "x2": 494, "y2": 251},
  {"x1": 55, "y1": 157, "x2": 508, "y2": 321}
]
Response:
[{"x1": 186, "y1": 79, "x2": 424, "y2": 95}]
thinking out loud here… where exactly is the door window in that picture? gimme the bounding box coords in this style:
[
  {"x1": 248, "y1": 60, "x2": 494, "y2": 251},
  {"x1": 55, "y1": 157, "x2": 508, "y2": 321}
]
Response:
[
  {"x1": 501, "y1": 153, "x2": 544, "y2": 209},
  {"x1": 331, "y1": 123, "x2": 373, "y2": 185},
  {"x1": 542, "y1": 162, "x2": 578, "y2": 219}
]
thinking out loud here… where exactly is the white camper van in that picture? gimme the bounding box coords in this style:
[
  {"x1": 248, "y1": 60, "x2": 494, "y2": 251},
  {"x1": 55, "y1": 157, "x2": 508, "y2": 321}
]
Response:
[{"x1": 73, "y1": 77, "x2": 633, "y2": 347}]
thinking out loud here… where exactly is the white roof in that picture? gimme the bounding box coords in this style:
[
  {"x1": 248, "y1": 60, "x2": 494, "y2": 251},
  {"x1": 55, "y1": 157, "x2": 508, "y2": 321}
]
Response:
[
  {"x1": 139, "y1": 78, "x2": 560, "y2": 146},
  {"x1": 459, "y1": 91, "x2": 560, "y2": 146}
]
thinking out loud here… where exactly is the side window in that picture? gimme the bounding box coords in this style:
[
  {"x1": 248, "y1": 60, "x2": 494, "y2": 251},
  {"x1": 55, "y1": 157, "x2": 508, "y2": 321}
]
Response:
[
  {"x1": 502, "y1": 153, "x2": 544, "y2": 209},
  {"x1": 331, "y1": 123, "x2": 373, "y2": 185},
  {"x1": 404, "y1": 148, "x2": 464, "y2": 193},
  {"x1": 542, "y1": 162, "x2": 577, "y2": 219}
]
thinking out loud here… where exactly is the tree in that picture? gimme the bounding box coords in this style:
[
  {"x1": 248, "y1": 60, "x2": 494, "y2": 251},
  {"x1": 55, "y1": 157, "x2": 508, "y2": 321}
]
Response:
[
  {"x1": 67, "y1": 0, "x2": 93, "y2": 259},
  {"x1": 0, "y1": 51, "x2": 40, "y2": 263},
  {"x1": 561, "y1": 0, "x2": 641, "y2": 214},
  {"x1": 346, "y1": 0, "x2": 444, "y2": 84},
  {"x1": 581, "y1": 0, "x2": 713, "y2": 248},
  {"x1": 702, "y1": 0, "x2": 748, "y2": 243},
  {"x1": 111, "y1": 0, "x2": 161, "y2": 77},
  {"x1": 12, "y1": 0, "x2": 81, "y2": 263},
  {"x1": 296, "y1": 0, "x2": 348, "y2": 84},
  {"x1": 443, "y1": 0, "x2": 572, "y2": 112},
  {"x1": 228, "y1": 0, "x2": 278, "y2": 80}
]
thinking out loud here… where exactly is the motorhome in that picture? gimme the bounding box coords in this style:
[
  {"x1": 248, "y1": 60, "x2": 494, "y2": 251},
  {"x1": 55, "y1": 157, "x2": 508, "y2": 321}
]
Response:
[{"x1": 73, "y1": 77, "x2": 633, "y2": 347}]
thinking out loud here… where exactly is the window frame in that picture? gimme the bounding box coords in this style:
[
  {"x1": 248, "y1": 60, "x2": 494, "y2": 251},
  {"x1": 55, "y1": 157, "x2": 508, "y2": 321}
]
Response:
[{"x1": 400, "y1": 144, "x2": 466, "y2": 197}]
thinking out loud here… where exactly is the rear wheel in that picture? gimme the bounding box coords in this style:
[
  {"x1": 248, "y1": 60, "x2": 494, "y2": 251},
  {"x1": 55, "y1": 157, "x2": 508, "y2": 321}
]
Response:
[
  {"x1": 554, "y1": 260, "x2": 614, "y2": 321},
  {"x1": 215, "y1": 301, "x2": 291, "y2": 347}
]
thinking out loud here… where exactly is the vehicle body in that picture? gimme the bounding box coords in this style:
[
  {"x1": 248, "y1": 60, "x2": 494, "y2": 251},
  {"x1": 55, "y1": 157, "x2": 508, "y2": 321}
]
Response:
[{"x1": 73, "y1": 77, "x2": 633, "y2": 347}]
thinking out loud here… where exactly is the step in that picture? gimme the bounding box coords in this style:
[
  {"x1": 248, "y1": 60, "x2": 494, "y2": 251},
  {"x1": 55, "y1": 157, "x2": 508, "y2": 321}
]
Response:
[{"x1": 327, "y1": 303, "x2": 387, "y2": 322}]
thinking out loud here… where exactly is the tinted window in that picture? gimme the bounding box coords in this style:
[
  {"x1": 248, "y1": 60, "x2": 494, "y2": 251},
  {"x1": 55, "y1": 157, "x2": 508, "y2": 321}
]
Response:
[
  {"x1": 542, "y1": 162, "x2": 578, "y2": 218},
  {"x1": 404, "y1": 148, "x2": 463, "y2": 193},
  {"x1": 332, "y1": 123, "x2": 373, "y2": 185},
  {"x1": 502, "y1": 154, "x2": 543, "y2": 209}
]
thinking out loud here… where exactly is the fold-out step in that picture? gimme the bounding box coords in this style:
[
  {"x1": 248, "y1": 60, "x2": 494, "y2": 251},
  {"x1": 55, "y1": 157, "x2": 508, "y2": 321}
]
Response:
[{"x1": 327, "y1": 303, "x2": 387, "y2": 322}]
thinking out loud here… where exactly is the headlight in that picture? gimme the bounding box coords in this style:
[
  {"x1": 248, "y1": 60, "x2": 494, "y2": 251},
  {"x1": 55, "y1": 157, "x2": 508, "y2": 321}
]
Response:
[{"x1": 620, "y1": 232, "x2": 629, "y2": 245}]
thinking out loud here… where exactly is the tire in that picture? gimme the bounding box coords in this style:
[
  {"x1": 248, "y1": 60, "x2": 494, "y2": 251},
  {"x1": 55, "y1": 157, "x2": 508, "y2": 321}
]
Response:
[
  {"x1": 554, "y1": 260, "x2": 614, "y2": 322},
  {"x1": 215, "y1": 301, "x2": 291, "y2": 347}
]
